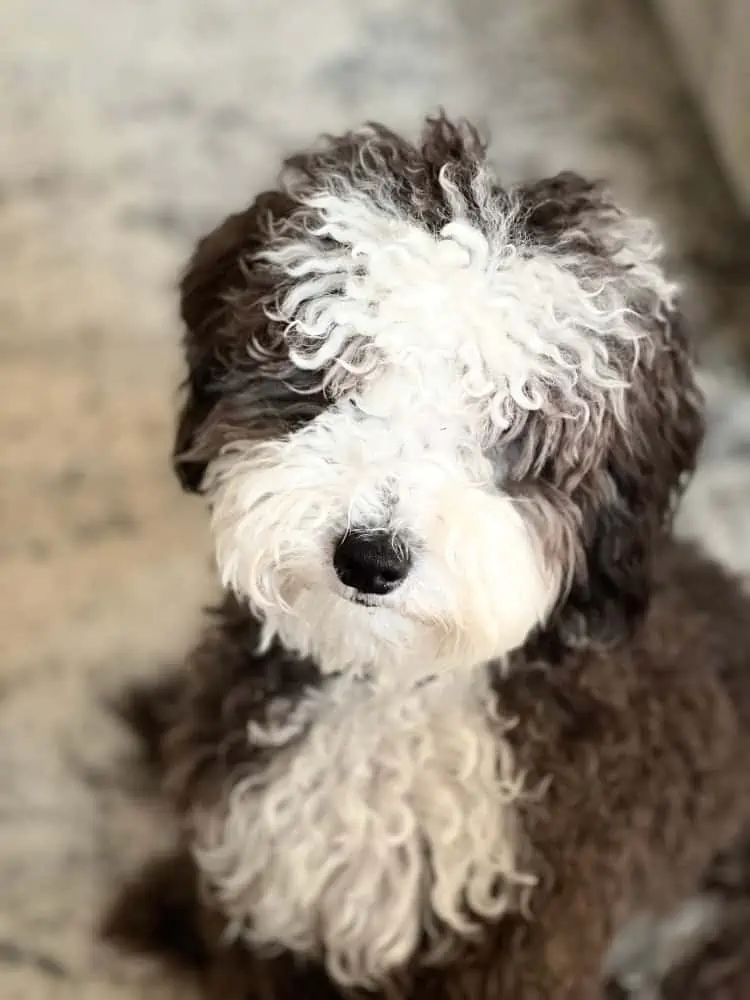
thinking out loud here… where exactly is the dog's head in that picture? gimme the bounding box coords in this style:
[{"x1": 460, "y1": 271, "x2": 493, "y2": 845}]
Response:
[{"x1": 174, "y1": 116, "x2": 703, "y2": 679}]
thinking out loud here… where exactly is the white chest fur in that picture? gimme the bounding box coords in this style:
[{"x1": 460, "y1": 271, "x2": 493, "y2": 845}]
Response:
[{"x1": 193, "y1": 667, "x2": 532, "y2": 989}]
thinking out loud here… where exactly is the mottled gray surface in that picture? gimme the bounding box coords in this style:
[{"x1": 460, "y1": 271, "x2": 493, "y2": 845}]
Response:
[{"x1": 1, "y1": 0, "x2": 749, "y2": 996}]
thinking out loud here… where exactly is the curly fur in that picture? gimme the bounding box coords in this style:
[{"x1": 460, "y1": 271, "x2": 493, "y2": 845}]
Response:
[
  {"x1": 194, "y1": 669, "x2": 532, "y2": 988},
  {"x1": 103, "y1": 116, "x2": 750, "y2": 1000}
]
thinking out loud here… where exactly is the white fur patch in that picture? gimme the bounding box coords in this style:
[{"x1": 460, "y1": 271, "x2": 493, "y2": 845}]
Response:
[
  {"x1": 261, "y1": 178, "x2": 658, "y2": 435},
  {"x1": 194, "y1": 667, "x2": 532, "y2": 988},
  {"x1": 208, "y1": 430, "x2": 556, "y2": 681}
]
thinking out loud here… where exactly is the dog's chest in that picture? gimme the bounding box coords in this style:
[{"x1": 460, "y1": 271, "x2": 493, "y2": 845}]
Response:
[{"x1": 194, "y1": 669, "x2": 531, "y2": 988}]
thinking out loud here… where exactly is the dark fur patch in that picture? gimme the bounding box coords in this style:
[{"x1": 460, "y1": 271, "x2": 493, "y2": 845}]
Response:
[
  {"x1": 109, "y1": 670, "x2": 185, "y2": 775},
  {"x1": 173, "y1": 192, "x2": 330, "y2": 492},
  {"x1": 161, "y1": 595, "x2": 322, "y2": 812},
  {"x1": 102, "y1": 850, "x2": 214, "y2": 975}
]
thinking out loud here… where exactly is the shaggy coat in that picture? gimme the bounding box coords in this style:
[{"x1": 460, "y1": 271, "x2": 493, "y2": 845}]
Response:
[{"x1": 104, "y1": 117, "x2": 750, "y2": 999}]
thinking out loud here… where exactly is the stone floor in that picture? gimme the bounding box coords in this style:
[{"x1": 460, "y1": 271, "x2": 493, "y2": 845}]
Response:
[{"x1": 1, "y1": 0, "x2": 749, "y2": 997}]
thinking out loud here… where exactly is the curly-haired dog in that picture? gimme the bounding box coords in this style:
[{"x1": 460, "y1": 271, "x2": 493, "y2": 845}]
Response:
[{"x1": 104, "y1": 116, "x2": 750, "y2": 999}]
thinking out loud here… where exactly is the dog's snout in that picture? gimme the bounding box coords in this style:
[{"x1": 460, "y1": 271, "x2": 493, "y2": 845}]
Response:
[{"x1": 333, "y1": 531, "x2": 411, "y2": 596}]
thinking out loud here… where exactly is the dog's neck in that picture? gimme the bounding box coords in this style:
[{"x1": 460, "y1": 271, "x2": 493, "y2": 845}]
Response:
[{"x1": 193, "y1": 656, "x2": 533, "y2": 989}]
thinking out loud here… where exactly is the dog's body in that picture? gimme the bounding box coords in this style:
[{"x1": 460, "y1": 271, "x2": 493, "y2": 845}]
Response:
[{"x1": 105, "y1": 117, "x2": 750, "y2": 998}]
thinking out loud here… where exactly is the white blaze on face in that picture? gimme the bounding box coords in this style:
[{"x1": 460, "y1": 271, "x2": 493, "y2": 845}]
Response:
[{"x1": 267, "y1": 186, "x2": 641, "y2": 431}]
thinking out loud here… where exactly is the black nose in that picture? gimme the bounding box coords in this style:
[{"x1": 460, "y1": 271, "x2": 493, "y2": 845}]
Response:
[{"x1": 333, "y1": 531, "x2": 411, "y2": 595}]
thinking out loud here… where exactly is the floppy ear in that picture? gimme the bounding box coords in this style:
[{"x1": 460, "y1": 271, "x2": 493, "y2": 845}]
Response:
[
  {"x1": 558, "y1": 308, "x2": 704, "y2": 648},
  {"x1": 172, "y1": 192, "x2": 296, "y2": 492},
  {"x1": 516, "y1": 171, "x2": 705, "y2": 649}
]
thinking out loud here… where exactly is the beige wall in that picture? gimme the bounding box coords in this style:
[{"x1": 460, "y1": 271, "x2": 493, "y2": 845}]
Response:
[{"x1": 656, "y1": 0, "x2": 750, "y2": 210}]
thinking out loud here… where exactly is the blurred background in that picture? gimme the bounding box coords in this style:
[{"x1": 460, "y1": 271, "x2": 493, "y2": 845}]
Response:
[{"x1": 0, "y1": 1, "x2": 749, "y2": 997}]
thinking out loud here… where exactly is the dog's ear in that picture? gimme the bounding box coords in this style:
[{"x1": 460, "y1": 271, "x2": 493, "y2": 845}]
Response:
[
  {"x1": 173, "y1": 192, "x2": 296, "y2": 492},
  {"x1": 517, "y1": 172, "x2": 705, "y2": 648},
  {"x1": 555, "y1": 307, "x2": 704, "y2": 649}
]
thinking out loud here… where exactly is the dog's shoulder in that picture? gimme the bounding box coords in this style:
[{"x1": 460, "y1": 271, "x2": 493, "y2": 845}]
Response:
[
  {"x1": 649, "y1": 537, "x2": 750, "y2": 626},
  {"x1": 642, "y1": 538, "x2": 750, "y2": 696}
]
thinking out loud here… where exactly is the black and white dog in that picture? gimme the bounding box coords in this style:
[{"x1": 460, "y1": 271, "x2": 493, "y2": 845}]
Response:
[{"x1": 106, "y1": 116, "x2": 750, "y2": 1000}]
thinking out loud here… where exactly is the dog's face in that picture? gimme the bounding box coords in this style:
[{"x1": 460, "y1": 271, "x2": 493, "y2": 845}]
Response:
[{"x1": 175, "y1": 117, "x2": 703, "y2": 680}]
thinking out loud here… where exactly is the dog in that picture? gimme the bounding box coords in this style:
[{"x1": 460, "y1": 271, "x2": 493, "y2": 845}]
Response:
[{"x1": 103, "y1": 115, "x2": 750, "y2": 999}]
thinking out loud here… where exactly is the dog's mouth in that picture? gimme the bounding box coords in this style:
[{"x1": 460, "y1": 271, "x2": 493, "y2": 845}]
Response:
[
  {"x1": 328, "y1": 575, "x2": 394, "y2": 609},
  {"x1": 338, "y1": 589, "x2": 384, "y2": 609}
]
